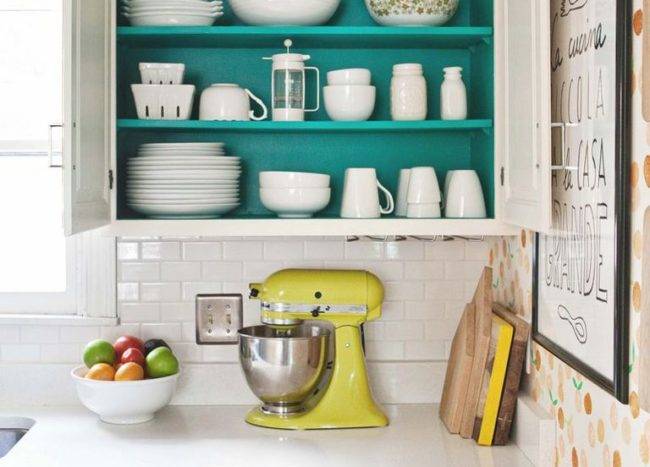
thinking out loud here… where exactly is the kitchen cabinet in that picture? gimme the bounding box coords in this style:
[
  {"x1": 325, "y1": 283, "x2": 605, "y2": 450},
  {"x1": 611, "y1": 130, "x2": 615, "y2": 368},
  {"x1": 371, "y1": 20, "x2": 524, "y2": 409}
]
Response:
[{"x1": 63, "y1": 0, "x2": 551, "y2": 237}]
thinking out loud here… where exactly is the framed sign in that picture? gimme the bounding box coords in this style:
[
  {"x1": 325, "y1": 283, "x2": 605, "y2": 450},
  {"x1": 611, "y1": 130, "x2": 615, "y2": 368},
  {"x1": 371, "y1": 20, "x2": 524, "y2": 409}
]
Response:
[{"x1": 533, "y1": 0, "x2": 631, "y2": 402}]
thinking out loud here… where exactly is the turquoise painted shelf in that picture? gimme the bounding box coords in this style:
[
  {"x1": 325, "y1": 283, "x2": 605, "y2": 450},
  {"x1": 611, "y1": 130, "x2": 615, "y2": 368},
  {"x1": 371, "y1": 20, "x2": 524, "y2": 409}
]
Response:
[
  {"x1": 116, "y1": 26, "x2": 493, "y2": 49},
  {"x1": 117, "y1": 119, "x2": 493, "y2": 132}
]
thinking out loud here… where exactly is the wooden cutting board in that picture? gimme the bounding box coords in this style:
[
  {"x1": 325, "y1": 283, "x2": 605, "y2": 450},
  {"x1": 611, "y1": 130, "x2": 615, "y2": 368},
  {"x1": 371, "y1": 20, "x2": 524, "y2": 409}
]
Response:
[
  {"x1": 639, "y1": 207, "x2": 650, "y2": 411},
  {"x1": 439, "y1": 303, "x2": 475, "y2": 433},
  {"x1": 491, "y1": 303, "x2": 530, "y2": 445},
  {"x1": 459, "y1": 267, "x2": 493, "y2": 439}
]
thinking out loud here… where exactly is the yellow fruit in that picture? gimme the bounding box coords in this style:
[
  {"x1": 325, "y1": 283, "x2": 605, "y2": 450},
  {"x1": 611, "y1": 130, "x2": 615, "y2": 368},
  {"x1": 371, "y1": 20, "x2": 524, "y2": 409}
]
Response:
[
  {"x1": 85, "y1": 363, "x2": 116, "y2": 381},
  {"x1": 115, "y1": 362, "x2": 144, "y2": 381}
]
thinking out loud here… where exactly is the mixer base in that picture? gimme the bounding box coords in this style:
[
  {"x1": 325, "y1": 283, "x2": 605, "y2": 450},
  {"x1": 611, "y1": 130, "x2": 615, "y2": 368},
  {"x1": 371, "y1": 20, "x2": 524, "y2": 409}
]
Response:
[{"x1": 245, "y1": 403, "x2": 388, "y2": 430}]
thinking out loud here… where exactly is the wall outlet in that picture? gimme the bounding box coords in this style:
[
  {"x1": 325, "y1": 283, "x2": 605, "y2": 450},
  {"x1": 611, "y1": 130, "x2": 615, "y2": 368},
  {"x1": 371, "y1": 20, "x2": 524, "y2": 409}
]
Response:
[{"x1": 195, "y1": 294, "x2": 243, "y2": 345}]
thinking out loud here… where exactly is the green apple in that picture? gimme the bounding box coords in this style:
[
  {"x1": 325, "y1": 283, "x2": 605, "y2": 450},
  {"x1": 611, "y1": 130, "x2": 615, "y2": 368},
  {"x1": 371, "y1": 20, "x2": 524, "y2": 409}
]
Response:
[
  {"x1": 146, "y1": 346, "x2": 179, "y2": 378},
  {"x1": 83, "y1": 339, "x2": 116, "y2": 368}
]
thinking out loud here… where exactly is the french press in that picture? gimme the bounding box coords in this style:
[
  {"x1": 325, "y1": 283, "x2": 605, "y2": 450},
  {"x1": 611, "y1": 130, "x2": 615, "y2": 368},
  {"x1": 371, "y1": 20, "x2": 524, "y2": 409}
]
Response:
[{"x1": 264, "y1": 39, "x2": 320, "y2": 121}]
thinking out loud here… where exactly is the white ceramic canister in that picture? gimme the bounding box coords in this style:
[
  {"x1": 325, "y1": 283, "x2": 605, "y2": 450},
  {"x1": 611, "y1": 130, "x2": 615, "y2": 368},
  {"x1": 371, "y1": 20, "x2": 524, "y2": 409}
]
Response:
[
  {"x1": 440, "y1": 66, "x2": 467, "y2": 120},
  {"x1": 391, "y1": 63, "x2": 427, "y2": 121}
]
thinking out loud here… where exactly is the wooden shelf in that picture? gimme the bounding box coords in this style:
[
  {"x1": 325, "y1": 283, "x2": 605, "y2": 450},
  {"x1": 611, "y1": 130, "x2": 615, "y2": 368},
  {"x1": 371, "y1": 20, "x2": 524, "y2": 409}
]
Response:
[
  {"x1": 102, "y1": 218, "x2": 517, "y2": 237},
  {"x1": 117, "y1": 119, "x2": 493, "y2": 133},
  {"x1": 116, "y1": 26, "x2": 493, "y2": 49}
]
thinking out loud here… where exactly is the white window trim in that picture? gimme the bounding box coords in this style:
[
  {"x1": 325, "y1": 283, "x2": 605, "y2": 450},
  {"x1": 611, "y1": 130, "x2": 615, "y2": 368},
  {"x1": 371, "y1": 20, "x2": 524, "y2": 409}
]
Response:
[{"x1": 0, "y1": 231, "x2": 117, "y2": 322}]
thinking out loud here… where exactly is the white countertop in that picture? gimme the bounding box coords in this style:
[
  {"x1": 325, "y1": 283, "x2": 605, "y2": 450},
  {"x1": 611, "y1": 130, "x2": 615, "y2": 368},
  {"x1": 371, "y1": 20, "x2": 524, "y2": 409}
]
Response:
[{"x1": 0, "y1": 405, "x2": 533, "y2": 467}]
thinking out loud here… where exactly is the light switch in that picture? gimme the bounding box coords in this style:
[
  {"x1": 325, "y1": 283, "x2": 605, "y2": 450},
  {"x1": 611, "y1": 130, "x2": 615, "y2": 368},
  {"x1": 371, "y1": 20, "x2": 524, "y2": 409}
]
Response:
[{"x1": 195, "y1": 294, "x2": 243, "y2": 345}]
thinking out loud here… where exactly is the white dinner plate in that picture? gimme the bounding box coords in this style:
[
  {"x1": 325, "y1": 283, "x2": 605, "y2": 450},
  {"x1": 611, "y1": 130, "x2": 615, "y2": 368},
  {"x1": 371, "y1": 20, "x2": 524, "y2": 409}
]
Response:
[
  {"x1": 127, "y1": 170, "x2": 240, "y2": 178},
  {"x1": 126, "y1": 188, "x2": 238, "y2": 194},
  {"x1": 139, "y1": 142, "x2": 224, "y2": 149},
  {"x1": 128, "y1": 159, "x2": 240, "y2": 167},
  {"x1": 137, "y1": 152, "x2": 226, "y2": 158},
  {"x1": 127, "y1": 180, "x2": 238, "y2": 188},
  {"x1": 129, "y1": 197, "x2": 239, "y2": 204},
  {"x1": 128, "y1": 201, "x2": 239, "y2": 218}
]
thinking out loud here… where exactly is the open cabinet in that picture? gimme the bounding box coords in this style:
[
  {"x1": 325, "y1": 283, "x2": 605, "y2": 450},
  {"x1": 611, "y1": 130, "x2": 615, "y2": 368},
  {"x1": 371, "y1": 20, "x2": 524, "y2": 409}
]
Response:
[{"x1": 63, "y1": 0, "x2": 552, "y2": 237}]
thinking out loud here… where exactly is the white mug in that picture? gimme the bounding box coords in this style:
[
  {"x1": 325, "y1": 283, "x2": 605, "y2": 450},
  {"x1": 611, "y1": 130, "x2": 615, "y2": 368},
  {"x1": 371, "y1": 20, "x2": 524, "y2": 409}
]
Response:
[
  {"x1": 395, "y1": 169, "x2": 411, "y2": 217},
  {"x1": 407, "y1": 203, "x2": 441, "y2": 218},
  {"x1": 407, "y1": 166, "x2": 441, "y2": 204},
  {"x1": 445, "y1": 170, "x2": 486, "y2": 218},
  {"x1": 199, "y1": 83, "x2": 268, "y2": 121},
  {"x1": 341, "y1": 168, "x2": 394, "y2": 219}
]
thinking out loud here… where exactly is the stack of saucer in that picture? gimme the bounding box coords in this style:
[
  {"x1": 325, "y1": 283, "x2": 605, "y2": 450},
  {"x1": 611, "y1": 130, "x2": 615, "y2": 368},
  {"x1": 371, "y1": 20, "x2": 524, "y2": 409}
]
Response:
[{"x1": 126, "y1": 142, "x2": 240, "y2": 219}]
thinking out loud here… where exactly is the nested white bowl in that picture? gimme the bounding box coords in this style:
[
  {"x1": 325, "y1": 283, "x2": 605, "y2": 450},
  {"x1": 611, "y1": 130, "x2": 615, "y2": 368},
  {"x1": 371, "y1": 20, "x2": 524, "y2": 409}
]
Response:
[
  {"x1": 327, "y1": 68, "x2": 371, "y2": 86},
  {"x1": 259, "y1": 171, "x2": 330, "y2": 189},
  {"x1": 260, "y1": 187, "x2": 331, "y2": 218},
  {"x1": 323, "y1": 85, "x2": 376, "y2": 121},
  {"x1": 229, "y1": 0, "x2": 340, "y2": 25},
  {"x1": 71, "y1": 366, "x2": 179, "y2": 425},
  {"x1": 139, "y1": 63, "x2": 186, "y2": 85},
  {"x1": 364, "y1": 0, "x2": 459, "y2": 26}
]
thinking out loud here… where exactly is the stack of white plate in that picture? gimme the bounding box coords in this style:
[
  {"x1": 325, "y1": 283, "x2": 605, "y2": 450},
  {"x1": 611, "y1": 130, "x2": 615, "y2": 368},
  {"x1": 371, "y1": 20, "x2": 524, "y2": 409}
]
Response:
[
  {"x1": 121, "y1": 0, "x2": 224, "y2": 26},
  {"x1": 126, "y1": 143, "x2": 240, "y2": 219}
]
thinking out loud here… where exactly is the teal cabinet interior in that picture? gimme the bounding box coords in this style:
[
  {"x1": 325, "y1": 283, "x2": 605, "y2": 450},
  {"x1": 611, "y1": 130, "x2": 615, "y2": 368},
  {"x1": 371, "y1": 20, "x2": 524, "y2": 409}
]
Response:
[{"x1": 115, "y1": 0, "x2": 495, "y2": 220}]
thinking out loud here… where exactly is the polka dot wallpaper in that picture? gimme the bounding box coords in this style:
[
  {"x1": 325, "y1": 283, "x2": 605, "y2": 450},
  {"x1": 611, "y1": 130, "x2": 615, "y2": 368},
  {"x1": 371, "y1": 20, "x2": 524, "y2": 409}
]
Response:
[{"x1": 488, "y1": 5, "x2": 648, "y2": 462}]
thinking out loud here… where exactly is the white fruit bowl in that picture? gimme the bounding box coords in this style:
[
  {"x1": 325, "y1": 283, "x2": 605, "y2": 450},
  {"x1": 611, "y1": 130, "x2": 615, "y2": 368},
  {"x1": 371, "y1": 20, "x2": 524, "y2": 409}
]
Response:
[
  {"x1": 229, "y1": 0, "x2": 340, "y2": 25},
  {"x1": 71, "y1": 366, "x2": 179, "y2": 425}
]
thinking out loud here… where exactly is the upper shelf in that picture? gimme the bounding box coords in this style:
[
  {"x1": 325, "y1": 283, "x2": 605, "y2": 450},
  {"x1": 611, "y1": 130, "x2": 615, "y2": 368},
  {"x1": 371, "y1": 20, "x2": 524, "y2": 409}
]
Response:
[
  {"x1": 117, "y1": 119, "x2": 493, "y2": 133},
  {"x1": 116, "y1": 26, "x2": 493, "y2": 49}
]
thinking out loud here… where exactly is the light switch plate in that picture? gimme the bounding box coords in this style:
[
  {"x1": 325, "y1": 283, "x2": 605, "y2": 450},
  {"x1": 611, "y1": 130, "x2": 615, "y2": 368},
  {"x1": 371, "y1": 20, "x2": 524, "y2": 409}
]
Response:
[{"x1": 195, "y1": 294, "x2": 243, "y2": 345}]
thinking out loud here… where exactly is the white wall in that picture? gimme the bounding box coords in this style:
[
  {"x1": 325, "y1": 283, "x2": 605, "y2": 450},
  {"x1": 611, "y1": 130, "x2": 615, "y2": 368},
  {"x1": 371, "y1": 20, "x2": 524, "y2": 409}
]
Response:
[{"x1": 0, "y1": 237, "x2": 489, "y2": 406}]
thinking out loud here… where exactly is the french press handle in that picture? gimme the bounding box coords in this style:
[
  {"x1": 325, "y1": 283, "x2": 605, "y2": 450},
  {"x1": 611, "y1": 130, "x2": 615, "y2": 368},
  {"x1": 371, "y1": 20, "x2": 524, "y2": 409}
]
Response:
[{"x1": 304, "y1": 66, "x2": 320, "y2": 113}]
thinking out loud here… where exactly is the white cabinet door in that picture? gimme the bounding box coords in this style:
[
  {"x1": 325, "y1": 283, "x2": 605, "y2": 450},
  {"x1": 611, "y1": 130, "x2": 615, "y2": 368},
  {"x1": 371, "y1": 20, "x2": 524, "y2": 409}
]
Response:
[
  {"x1": 496, "y1": 0, "x2": 552, "y2": 232},
  {"x1": 63, "y1": 0, "x2": 112, "y2": 235}
]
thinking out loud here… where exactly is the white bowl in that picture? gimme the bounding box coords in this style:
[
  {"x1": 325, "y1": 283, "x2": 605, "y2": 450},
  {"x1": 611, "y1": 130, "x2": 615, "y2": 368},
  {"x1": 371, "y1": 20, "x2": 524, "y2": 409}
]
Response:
[
  {"x1": 131, "y1": 84, "x2": 195, "y2": 120},
  {"x1": 123, "y1": 11, "x2": 222, "y2": 26},
  {"x1": 323, "y1": 85, "x2": 376, "y2": 121},
  {"x1": 364, "y1": 0, "x2": 459, "y2": 26},
  {"x1": 71, "y1": 366, "x2": 179, "y2": 425},
  {"x1": 229, "y1": 0, "x2": 340, "y2": 25},
  {"x1": 139, "y1": 63, "x2": 185, "y2": 85},
  {"x1": 327, "y1": 68, "x2": 371, "y2": 86},
  {"x1": 259, "y1": 171, "x2": 330, "y2": 188},
  {"x1": 260, "y1": 188, "x2": 331, "y2": 218}
]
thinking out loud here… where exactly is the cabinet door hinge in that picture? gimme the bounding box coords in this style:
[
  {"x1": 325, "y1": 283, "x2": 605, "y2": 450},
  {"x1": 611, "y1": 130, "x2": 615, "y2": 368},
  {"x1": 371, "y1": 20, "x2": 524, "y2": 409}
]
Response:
[
  {"x1": 108, "y1": 170, "x2": 114, "y2": 190},
  {"x1": 500, "y1": 166, "x2": 504, "y2": 186}
]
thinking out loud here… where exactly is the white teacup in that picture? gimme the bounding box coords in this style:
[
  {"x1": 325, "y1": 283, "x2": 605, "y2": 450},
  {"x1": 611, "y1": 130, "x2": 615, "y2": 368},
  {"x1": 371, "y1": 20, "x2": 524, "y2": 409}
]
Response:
[
  {"x1": 407, "y1": 166, "x2": 441, "y2": 204},
  {"x1": 395, "y1": 169, "x2": 411, "y2": 217},
  {"x1": 406, "y1": 202, "x2": 441, "y2": 218},
  {"x1": 199, "y1": 83, "x2": 268, "y2": 121},
  {"x1": 445, "y1": 170, "x2": 486, "y2": 218},
  {"x1": 340, "y1": 168, "x2": 394, "y2": 219}
]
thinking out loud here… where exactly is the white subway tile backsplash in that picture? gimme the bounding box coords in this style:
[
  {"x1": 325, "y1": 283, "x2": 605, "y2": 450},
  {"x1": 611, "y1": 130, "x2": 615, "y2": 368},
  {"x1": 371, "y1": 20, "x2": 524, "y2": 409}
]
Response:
[
  {"x1": 119, "y1": 303, "x2": 160, "y2": 323},
  {"x1": 345, "y1": 241, "x2": 384, "y2": 260},
  {"x1": 202, "y1": 345, "x2": 239, "y2": 362},
  {"x1": 222, "y1": 241, "x2": 263, "y2": 260},
  {"x1": 304, "y1": 240, "x2": 345, "y2": 260},
  {"x1": 243, "y1": 261, "x2": 285, "y2": 280},
  {"x1": 100, "y1": 324, "x2": 141, "y2": 342},
  {"x1": 424, "y1": 241, "x2": 465, "y2": 260},
  {"x1": 384, "y1": 321, "x2": 425, "y2": 341},
  {"x1": 380, "y1": 301, "x2": 404, "y2": 321},
  {"x1": 365, "y1": 341, "x2": 404, "y2": 360},
  {"x1": 264, "y1": 241, "x2": 304, "y2": 260},
  {"x1": 141, "y1": 241, "x2": 181, "y2": 260},
  {"x1": 384, "y1": 281, "x2": 425, "y2": 301},
  {"x1": 181, "y1": 282, "x2": 221, "y2": 301},
  {"x1": 117, "y1": 242, "x2": 139, "y2": 260},
  {"x1": 364, "y1": 261, "x2": 404, "y2": 281},
  {"x1": 20, "y1": 326, "x2": 59, "y2": 344},
  {"x1": 172, "y1": 342, "x2": 202, "y2": 363},
  {"x1": 141, "y1": 323, "x2": 182, "y2": 342},
  {"x1": 0, "y1": 325, "x2": 20, "y2": 344},
  {"x1": 1, "y1": 344, "x2": 40, "y2": 362},
  {"x1": 181, "y1": 321, "x2": 196, "y2": 342},
  {"x1": 465, "y1": 240, "x2": 490, "y2": 260},
  {"x1": 384, "y1": 241, "x2": 425, "y2": 260},
  {"x1": 424, "y1": 320, "x2": 459, "y2": 341},
  {"x1": 117, "y1": 283, "x2": 139, "y2": 302},
  {"x1": 161, "y1": 262, "x2": 201, "y2": 281},
  {"x1": 403, "y1": 261, "x2": 444, "y2": 280},
  {"x1": 183, "y1": 242, "x2": 222, "y2": 261},
  {"x1": 59, "y1": 326, "x2": 100, "y2": 343},
  {"x1": 404, "y1": 340, "x2": 446, "y2": 360},
  {"x1": 202, "y1": 261, "x2": 242, "y2": 281},
  {"x1": 140, "y1": 282, "x2": 182, "y2": 302},
  {"x1": 160, "y1": 302, "x2": 195, "y2": 322},
  {"x1": 425, "y1": 280, "x2": 465, "y2": 300},
  {"x1": 364, "y1": 322, "x2": 384, "y2": 341},
  {"x1": 403, "y1": 301, "x2": 446, "y2": 321},
  {"x1": 120, "y1": 262, "x2": 160, "y2": 281},
  {"x1": 40, "y1": 343, "x2": 80, "y2": 363}
]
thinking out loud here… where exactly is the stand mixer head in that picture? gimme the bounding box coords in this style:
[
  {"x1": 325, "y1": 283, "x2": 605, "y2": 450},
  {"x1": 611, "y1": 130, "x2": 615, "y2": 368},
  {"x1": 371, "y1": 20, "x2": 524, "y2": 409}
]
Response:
[{"x1": 239, "y1": 268, "x2": 389, "y2": 430}]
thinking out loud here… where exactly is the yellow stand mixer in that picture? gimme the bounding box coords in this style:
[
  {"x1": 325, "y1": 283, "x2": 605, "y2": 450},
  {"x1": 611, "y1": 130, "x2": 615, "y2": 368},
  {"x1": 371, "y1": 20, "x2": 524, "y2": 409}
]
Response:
[{"x1": 239, "y1": 269, "x2": 389, "y2": 430}]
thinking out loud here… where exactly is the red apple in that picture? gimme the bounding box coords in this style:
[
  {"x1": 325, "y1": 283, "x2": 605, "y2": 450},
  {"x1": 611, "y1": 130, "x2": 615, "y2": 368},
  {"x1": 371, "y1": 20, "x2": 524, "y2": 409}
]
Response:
[
  {"x1": 113, "y1": 335, "x2": 144, "y2": 359},
  {"x1": 120, "y1": 347, "x2": 145, "y2": 367}
]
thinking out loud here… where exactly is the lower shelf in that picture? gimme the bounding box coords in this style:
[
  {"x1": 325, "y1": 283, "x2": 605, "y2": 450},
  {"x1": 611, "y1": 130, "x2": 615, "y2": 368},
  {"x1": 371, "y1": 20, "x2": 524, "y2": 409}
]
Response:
[{"x1": 101, "y1": 218, "x2": 519, "y2": 237}]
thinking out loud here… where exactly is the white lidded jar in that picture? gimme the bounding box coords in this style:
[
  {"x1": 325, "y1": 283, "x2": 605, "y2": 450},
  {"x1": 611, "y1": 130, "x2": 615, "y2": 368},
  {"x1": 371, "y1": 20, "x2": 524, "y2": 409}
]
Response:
[
  {"x1": 391, "y1": 63, "x2": 427, "y2": 121},
  {"x1": 440, "y1": 66, "x2": 467, "y2": 120}
]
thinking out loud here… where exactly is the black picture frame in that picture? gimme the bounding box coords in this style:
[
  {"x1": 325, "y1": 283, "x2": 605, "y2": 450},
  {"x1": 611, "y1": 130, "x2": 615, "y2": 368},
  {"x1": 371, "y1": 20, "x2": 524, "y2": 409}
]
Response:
[{"x1": 532, "y1": 0, "x2": 631, "y2": 403}]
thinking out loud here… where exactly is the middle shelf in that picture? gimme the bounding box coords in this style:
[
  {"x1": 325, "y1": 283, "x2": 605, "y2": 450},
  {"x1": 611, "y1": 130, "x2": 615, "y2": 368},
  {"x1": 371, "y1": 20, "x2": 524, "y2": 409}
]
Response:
[{"x1": 116, "y1": 119, "x2": 493, "y2": 133}]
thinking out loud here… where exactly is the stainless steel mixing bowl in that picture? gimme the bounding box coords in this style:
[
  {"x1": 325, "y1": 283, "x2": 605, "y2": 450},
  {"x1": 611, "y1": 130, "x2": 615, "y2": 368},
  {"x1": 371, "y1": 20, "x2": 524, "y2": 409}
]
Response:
[{"x1": 238, "y1": 324, "x2": 329, "y2": 414}]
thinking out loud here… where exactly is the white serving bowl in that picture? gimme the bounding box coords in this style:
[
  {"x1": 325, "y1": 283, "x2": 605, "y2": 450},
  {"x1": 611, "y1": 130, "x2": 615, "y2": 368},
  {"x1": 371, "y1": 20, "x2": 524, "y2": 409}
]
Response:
[
  {"x1": 131, "y1": 84, "x2": 195, "y2": 120},
  {"x1": 260, "y1": 188, "x2": 331, "y2": 218},
  {"x1": 259, "y1": 171, "x2": 330, "y2": 188},
  {"x1": 364, "y1": 0, "x2": 459, "y2": 26},
  {"x1": 229, "y1": 0, "x2": 340, "y2": 25},
  {"x1": 323, "y1": 85, "x2": 376, "y2": 121},
  {"x1": 327, "y1": 68, "x2": 371, "y2": 86},
  {"x1": 71, "y1": 366, "x2": 179, "y2": 425}
]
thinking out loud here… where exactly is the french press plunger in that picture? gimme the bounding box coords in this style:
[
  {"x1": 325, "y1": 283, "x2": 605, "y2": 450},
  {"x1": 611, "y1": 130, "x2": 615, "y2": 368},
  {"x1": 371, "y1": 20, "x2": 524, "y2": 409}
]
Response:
[{"x1": 264, "y1": 39, "x2": 320, "y2": 122}]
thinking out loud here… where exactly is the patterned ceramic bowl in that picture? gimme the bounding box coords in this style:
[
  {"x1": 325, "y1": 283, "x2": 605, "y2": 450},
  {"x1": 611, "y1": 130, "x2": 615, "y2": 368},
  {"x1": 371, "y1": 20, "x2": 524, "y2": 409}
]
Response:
[{"x1": 364, "y1": 0, "x2": 459, "y2": 26}]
